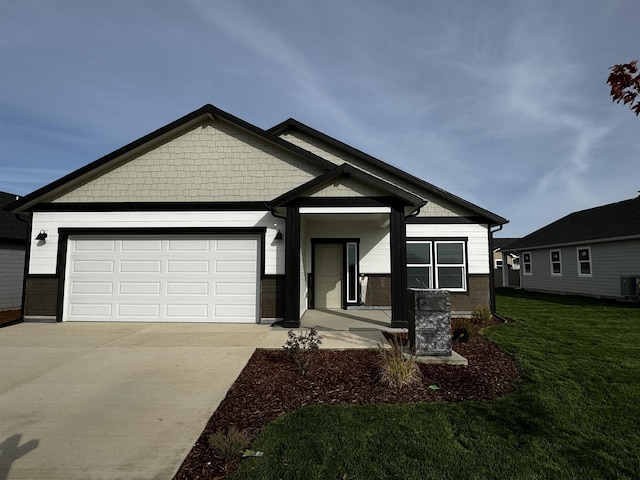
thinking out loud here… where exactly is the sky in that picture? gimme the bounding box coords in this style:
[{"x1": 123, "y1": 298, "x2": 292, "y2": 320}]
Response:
[{"x1": 1, "y1": 0, "x2": 639, "y2": 237}]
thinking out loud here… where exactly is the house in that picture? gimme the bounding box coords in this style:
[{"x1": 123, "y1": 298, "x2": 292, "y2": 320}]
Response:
[
  {"x1": 0, "y1": 191, "x2": 28, "y2": 311},
  {"x1": 506, "y1": 197, "x2": 640, "y2": 300},
  {"x1": 492, "y1": 237, "x2": 520, "y2": 288},
  {"x1": 8, "y1": 104, "x2": 507, "y2": 326}
]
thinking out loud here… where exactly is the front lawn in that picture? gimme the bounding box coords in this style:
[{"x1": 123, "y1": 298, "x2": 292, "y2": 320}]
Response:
[{"x1": 234, "y1": 289, "x2": 640, "y2": 479}]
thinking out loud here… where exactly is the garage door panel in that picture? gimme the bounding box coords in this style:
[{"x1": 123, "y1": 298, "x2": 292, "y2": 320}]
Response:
[
  {"x1": 121, "y1": 239, "x2": 162, "y2": 251},
  {"x1": 120, "y1": 260, "x2": 162, "y2": 273},
  {"x1": 73, "y1": 260, "x2": 114, "y2": 273},
  {"x1": 167, "y1": 260, "x2": 210, "y2": 273},
  {"x1": 166, "y1": 282, "x2": 209, "y2": 295},
  {"x1": 215, "y1": 260, "x2": 256, "y2": 273},
  {"x1": 71, "y1": 304, "x2": 112, "y2": 317},
  {"x1": 166, "y1": 304, "x2": 208, "y2": 318},
  {"x1": 65, "y1": 235, "x2": 259, "y2": 323},
  {"x1": 72, "y1": 282, "x2": 113, "y2": 295},
  {"x1": 117, "y1": 304, "x2": 160, "y2": 317},
  {"x1": 215, "y1": 283, "x2": 256, "y2": 295},
  {"x1": 118, "y1": 282, "x2": 161, "y2": 295},
  {"x1": 168, "y1": 239, "x2": 210, "y2": 251}
]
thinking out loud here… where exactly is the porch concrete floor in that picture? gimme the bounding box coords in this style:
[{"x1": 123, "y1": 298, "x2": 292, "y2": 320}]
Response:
[
  {"x1": 258, "y1": 309, "x2": 395, "y2": 350},
  {"x1": 257, "y1": 308, "x2": 467, "y2": 365}
]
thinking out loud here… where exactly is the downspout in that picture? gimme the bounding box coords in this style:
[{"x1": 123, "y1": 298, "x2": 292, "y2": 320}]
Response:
[
  {"x1": 267, "y1": 203, "x2": 287, "y2": 327},
  {"x1": 489, "y1": 223, "x2": 503, "y2": 314}
]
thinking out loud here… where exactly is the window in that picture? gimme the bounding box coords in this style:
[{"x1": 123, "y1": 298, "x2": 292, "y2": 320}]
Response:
[
  {"x1": 406, "y1": 240, "x2": 467, "y2": 292},
  {"x1": 577, "y1": 247, "x2": 592, "y2": 277},
  {"x1": 496, "y1": 259, "x2": 503, "y2": 269},
  {"x1": 523, "y1": 252, "x2": 532, "y2": 275},
  {"x1": 346, "y1": 242, "x2": 358, "y2": 303},
  {"x1": 550, "y1": 250, "x2": 562, "y2": 276},
  {"x1": 407, "y1": 241, "x2": 432, "y2": 289},
  {"x1": 435, "y1": 241, "x2": 466, "y2": 290}
]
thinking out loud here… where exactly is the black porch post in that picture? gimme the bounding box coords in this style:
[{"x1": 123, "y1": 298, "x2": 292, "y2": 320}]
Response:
[
  {"x1": 390, "y1": 204, "x2": 408, "y2": 327},
  {"x1": 283, "y1": 205, "x2": 301, "y2": 327}
]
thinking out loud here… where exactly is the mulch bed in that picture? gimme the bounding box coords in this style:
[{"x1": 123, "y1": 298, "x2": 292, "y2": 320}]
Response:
[
  {"x1": 174, "y1": 317, "x2": 520, "y2": 479},
  {"x1": 0, "y1": 309, "x2": 21, "y2": 327}
]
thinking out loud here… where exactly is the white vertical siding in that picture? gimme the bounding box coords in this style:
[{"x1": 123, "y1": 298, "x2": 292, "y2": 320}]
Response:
[
  {"x1": 0, "y1": 244, "x2": 25, "y2": 310},
  {"x1": 29, "y1": 211, "x2": 284, "y2": 275}
]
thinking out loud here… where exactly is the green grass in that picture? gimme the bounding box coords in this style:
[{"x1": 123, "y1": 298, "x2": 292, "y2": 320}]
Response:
[{"x1": 235, "y1": 289, "x2": 640, "y2": 479}]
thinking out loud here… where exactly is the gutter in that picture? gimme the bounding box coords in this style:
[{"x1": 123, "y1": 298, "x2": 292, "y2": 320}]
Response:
[{"x1": 488, "y1": 223, "x2": 504, "y2": 314}]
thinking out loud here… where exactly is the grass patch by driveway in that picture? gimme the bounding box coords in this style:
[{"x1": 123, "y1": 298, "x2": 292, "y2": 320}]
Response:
[{"x1": 233, "y1": 289, "x2": 640, "y2": 479}]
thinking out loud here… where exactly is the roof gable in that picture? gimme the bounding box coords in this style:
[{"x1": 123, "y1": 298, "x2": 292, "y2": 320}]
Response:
[
  {"x1": 510, "y1": 197, "x2": 640, "y2": 250},
  {"x1": 9, "y1": 105, "x2": 336, "y2": 212},
  {"x1": 268, "y1": 119, "x2": 507, "y2": 225},
  {"x1": 269, "y1": 164, "x2": 425, "y2": 208}
]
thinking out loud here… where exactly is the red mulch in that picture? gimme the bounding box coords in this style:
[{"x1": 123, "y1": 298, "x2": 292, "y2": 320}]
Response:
[
  {"x1": 0, "y1": 309, "x2": 21, "y2": 327},
  {"x1": 174, "y1": 317, "x2": 520, "y2": 480}
]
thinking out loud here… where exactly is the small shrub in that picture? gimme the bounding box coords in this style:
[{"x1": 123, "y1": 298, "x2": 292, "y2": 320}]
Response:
[
  {"x1": 207, "y1": 426, "x2": 251, "y2": 460},
  {"x1": 452, "y1": 317, "x2": 472, "y2": 343},
  {"x1": 378, "y1": 336, "x2": 423, "y2": 390},
  {"x1": 471, "y1": 305, "x2": 492, "y2": 324},
  {"x1": 283, "y1": 328, "x2": 322, "y2": 375}
]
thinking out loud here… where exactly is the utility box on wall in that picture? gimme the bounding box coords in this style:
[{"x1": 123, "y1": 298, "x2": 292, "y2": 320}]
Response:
[{"x1": 407, "y1": 289, "x2": 452, "y2": 356}]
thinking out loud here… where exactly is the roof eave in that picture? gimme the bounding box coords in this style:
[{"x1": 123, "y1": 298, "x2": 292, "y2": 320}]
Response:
[{"x1": 268, "y1": 119, "x2": 508, "y2": 225}]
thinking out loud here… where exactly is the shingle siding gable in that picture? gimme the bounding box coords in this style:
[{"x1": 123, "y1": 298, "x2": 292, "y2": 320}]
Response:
[
  {"x1": 280, "y1": 131, "x2": 474, "y2": 218},
  {"x1": 53, "y1": 120, "x2": 326, "y2": 203}
]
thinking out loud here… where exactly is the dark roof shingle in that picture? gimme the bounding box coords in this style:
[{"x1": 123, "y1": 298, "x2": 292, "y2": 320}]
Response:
[
  {"x1": 509, "y1": 197, "x2": 640, "y2": 250},
  {"x1": 0, "y1": 191, "x2": 28, "y2": 243}
]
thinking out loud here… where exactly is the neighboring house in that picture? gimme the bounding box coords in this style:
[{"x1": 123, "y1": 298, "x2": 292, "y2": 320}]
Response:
[
  {"x1": 493, "y1": 237, "x2": 520, "y2": 288},
  {"x1": 0, "y1": 191, "x2": 28, "y2": 311},
  {"x1": 506, "y1": 197, "x2": 640, "y2": 300},
  {"x1": 8, "y1": 104, "x2": 507, "y2": 326}
]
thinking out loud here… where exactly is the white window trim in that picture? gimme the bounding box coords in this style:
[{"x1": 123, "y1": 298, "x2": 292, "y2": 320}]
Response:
[
  {"x1": 550, "y1": 249, "x2": 562, "y2": 276},
  {"x1": 523, "y1": 252, "x2": 532, "y2": 276},
  {"x1": 577, "y1": 246, "x2": 593, "y2": 277},
  {"x1": 434, "y1": 241, "x2": 467, "y2": 292}
]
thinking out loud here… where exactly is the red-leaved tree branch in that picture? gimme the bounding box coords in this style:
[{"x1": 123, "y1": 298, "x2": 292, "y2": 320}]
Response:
[{"x1": 607, "y1": 60, "x2": 640, "y2": 116}]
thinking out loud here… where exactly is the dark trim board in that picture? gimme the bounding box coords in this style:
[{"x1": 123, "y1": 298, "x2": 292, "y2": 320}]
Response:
[
  {"x1": 30, "y1": 202, "x2": 271, "y2": 212},
  {"x1": 407, "y1": 216, "x2": 489, "y2": 224}
]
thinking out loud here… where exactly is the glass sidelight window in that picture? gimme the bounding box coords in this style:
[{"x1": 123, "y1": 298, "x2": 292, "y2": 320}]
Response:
[{"x1": 346, "y1": 242, "x2": 358, "y2": 303}]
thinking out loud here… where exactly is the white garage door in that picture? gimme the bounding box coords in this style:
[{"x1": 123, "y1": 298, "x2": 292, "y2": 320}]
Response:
[{"x1": 63, "y1": 235, "x2": 259, "y2": 323}]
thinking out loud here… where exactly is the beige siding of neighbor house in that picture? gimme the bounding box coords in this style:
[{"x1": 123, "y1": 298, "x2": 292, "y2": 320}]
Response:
[
  {"x1": 54, "y1": 120, "x2": 326, "y2": 203},
  {"x1": 280, "y1": 131, "x2": 472, "y2": 218}
]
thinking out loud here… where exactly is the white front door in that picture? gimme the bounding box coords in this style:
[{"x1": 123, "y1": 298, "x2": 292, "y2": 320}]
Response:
[
  {"x1": 315, "y1": 243, "x2": 342, "y2": 309},
  {"x1": 64, "y1": 235, "x2": 259, "y2": 322}
]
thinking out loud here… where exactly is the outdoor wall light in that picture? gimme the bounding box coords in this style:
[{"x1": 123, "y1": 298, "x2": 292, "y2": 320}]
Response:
[
  {"x1": 274, "y1": 229, "x2": 283, "y2": 241},
  {"x1": 35, "y1": 230, "x2": 48, "y2": 242}
]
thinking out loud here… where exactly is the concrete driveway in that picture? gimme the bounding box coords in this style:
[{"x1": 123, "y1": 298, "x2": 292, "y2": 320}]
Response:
[{"x1": 0, "y1": 322, "x2": 273, "y2": 480}]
